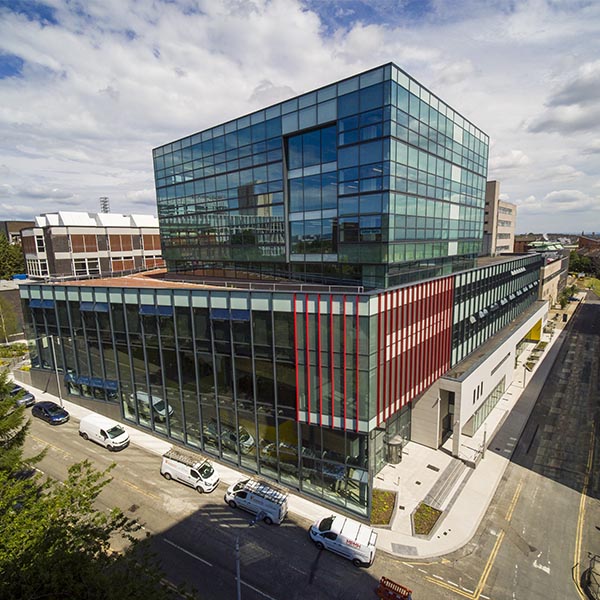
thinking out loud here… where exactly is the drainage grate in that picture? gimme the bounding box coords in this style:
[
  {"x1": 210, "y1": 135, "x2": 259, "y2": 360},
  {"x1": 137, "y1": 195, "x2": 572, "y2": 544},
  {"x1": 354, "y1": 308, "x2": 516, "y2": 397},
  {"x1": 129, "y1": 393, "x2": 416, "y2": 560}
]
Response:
[{"x1": 426, "y1": 464, "x2": 440, "y2": 472}]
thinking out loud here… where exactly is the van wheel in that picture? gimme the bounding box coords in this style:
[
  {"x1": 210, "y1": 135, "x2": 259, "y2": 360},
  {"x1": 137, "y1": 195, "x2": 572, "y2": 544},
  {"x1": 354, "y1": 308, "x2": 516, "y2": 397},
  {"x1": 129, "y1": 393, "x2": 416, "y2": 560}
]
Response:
[
  {"x1": 263, "y1": 516, "x2": 273, "y2": 525},
  {"x1": 195, "y1": 486, "x2": 204, "y2": 494},
  {"x1": 163, "y1": 472, "x2": 172, "y2": 481},
  {"x1": 107, "y1": 445, "x2": 114, "y2": 452},
  {"x1": 228, "y1": 500, "x2": 237, "y2": 509},
  {"x1": 315, "y1": 542, "x2": 324, "y2": 551},
  {"x1": 352, "y1": 559, "x2": 362, "y2": 567},
  {"x1": 81, "y1": 433, "x2": 89, "y2": 441}
]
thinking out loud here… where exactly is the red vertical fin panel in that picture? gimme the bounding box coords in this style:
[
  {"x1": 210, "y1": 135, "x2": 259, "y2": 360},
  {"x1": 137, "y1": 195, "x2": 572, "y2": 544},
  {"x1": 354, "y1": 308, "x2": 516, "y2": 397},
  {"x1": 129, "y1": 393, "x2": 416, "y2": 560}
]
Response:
[
  {"x1": 427, "y1": 281, "x2": 433, "y2": 388},
  {"x1": 317, "y1": 293, "x2": 322, "y2": 427},
  {"x1": 382, "y1": 291, "x2": 388, "y2": 421},
  {"x1": 343, "y1": 294, "x2": 347, "y2": 429},
  {"x1": 305, "y1": 295, "x2": 311, "y2": 424},
  {"x1": 293, "y1": 293, "x2": 300, "y2": 422},
  {"x1": 330, "y1": 295, "x2": 335, "y2": 425},
  {"x1": 432, "y1": 280, "x2": 438, "y2": 383},
  {"x1": 393, "y1": 288, "x2": 400, "y2": 415},
  {"x1": 399, "y1": 287, "x2": 406, "y2": 407},
  {"x1": 419, "y1": 283, "x2": 425, "y2": 394},
  {"x1": 376, "y1": 293, "x2": 382, "y2": 426},
  {"x1": 355, "y1": 295, "x2": 360, "y2": 432}
]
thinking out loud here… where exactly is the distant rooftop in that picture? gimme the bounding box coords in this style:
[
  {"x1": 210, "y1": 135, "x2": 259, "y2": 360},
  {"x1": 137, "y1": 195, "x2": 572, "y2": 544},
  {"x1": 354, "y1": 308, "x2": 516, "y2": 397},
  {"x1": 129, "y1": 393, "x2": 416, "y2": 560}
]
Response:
[{"x1": 32, "y1": 211, "x2": 159, "y2": 228}]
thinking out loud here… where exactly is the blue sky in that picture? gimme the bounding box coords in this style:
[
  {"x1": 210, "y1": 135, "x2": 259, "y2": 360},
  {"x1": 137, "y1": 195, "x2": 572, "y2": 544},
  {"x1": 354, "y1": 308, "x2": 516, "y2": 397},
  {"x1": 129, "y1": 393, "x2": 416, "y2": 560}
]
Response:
[{"x1": 0, "y1": 0, "x2": 599, "y2": 233}]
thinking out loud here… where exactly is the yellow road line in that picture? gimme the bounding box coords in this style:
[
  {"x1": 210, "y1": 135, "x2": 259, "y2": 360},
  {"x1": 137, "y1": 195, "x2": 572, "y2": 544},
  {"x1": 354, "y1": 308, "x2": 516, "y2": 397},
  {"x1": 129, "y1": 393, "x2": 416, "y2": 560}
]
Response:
[
  {"x1": 31, "y1": 434, "x2": 161, "y2": 502},
  {"x1": 121, "y1": 478, "x2": 162, "y2": 502},
  {"x1": 505, "y1": 480, "x2": 522, "y2": 522},
  {"x1": 424, "y1": 481, "x2": 522, "y2": 599},
  {"x1": 474, "y1": 529, "x2": 505, "y2": 598},
  {"x1": 31, "y1": 434, "x2": 72, "y2": 457},
  {"x1": 424, "y1": 575, "x2": 474, "y2": 598},
  {"x1": 573, "y1": 428, "x2": 595, "y2": 599}
]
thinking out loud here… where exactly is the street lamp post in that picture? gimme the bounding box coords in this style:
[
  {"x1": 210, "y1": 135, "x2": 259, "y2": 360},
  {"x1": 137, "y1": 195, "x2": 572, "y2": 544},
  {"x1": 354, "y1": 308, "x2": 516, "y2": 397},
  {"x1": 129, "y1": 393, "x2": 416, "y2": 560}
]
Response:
[
  {"x1": 31, "y1": 334, "x2": 63, "y2": 407},
  {"x1": 48, "y1": 335, "x2": 63, "y2": 407},
  {"x1": 235, "y1": 512, "x2": 263, "y2": 600}
]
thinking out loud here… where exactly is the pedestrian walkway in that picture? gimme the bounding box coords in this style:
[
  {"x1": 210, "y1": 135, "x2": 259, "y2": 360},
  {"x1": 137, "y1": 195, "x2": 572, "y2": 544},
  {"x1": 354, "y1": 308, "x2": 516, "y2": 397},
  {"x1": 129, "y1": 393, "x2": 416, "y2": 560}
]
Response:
[{"x1": 12, "y1": 294, "x2": 585, "y2": 560}]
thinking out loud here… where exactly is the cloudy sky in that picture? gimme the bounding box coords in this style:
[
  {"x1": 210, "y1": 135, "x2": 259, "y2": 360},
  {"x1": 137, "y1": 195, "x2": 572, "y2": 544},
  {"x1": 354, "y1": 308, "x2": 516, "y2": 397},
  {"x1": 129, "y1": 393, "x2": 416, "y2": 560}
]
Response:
[{"x1": 0, "y1": 0, "x2": 598, "y2": 233}]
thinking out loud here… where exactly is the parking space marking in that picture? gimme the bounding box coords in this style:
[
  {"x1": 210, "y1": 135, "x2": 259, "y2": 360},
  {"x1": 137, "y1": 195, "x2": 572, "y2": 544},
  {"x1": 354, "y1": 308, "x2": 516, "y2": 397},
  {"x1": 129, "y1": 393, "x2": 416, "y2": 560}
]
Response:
[{"x1": 163, "y1": 538, "x2": 213, "y2": 567}]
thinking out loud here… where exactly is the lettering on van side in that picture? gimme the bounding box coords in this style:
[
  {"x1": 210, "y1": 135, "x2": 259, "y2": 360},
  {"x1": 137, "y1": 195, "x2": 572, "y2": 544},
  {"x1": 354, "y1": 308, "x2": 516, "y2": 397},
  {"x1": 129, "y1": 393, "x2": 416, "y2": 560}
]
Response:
[{"x1": 346, "y1": 539, "x2": 361, "y2": 548}]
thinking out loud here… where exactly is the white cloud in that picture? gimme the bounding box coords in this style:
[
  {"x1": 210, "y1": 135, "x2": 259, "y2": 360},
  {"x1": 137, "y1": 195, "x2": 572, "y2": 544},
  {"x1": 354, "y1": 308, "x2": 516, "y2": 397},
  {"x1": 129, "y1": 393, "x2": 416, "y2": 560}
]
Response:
[
  {"x1": 0, "y1": 0, "x2": 597, "y2": 234},
  {"x1": 489, "y1": 150, "x2": 531, "y2": 171}
]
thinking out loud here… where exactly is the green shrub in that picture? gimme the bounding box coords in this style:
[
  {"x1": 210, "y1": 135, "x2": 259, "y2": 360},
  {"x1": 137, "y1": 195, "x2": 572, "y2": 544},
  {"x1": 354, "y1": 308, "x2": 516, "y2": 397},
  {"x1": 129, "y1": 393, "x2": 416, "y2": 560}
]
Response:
[
  {"x1": 371, "y1": 489, "x2": 396, "y2": 525},
  {"x1": 413, "y1": 503, "x2": 442, "y2": 535}
]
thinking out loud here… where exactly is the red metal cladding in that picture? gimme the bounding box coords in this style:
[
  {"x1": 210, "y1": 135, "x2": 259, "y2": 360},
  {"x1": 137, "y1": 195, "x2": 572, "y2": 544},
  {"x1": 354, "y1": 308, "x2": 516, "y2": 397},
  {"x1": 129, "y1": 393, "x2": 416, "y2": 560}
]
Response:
[
  {"x1": 317, "y1": 294, "x2": 322, "y2": 427},
  {"x1": 293, "y1": 293, "x2": 300, "y2": 422},
  {"x1": 400, "y1": 287, "x2": 407, "y2": 407},
  {"x1": 343, "y1": 294, "x2": 347, "y2": 429},
  {"x1": 330, "y1": 294, "x2": 335, "y2": 424},
  {"x1": 376, "y1": 293, "x2": 382, "y2": 425},
  {"x1": 393, "y1": 288, "x2": 400, "y2": 414},
  {"x1": 355, "y1": 295, "x2": 360, "y2": 432},
  {"x1": 383, "y1": 291, "x2": 388, "y2": 421},
  {"x1": 305, "y1": 295, "x2": 311, "y2": 424}
]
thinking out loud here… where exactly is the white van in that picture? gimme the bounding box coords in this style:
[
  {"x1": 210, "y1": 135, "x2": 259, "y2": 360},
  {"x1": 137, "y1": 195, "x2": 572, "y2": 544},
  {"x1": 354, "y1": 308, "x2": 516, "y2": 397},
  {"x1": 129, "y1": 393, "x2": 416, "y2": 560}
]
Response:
[
  {"x1": 160, "y1": 448, "x2": 220, "y2": 493},
  {"x1": 309, "y1": 515, "x2": 377, "y2": 567},
  {"x1": 79, "y1": 414, "x2": 130, "y2": 452},
  {"x1": 224, "y1": 478, "x2": 288, "y2": 525}
]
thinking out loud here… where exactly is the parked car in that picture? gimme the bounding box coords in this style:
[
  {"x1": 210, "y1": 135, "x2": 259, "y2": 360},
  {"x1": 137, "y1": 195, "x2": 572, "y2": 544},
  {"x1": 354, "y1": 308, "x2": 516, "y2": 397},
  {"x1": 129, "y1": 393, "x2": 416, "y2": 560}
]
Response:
[
  {"x1": 129, "y1": 391, "x2": 174, "y2": 422},
  {"x1": 202, "y1": 420, "x2": 220, "y2": 445},
  {"x1": 31, "y1": 401, "x2": 69, "y2": 425},
  {"x1": 309, "y1": 515, "x2": 377, "y2": 567},
  {"x1": 10, "y1": 384, "x2": 35, "y2": 408},
  {"x1": 221, "y1": 425, "x2": 255, "y2": 454},
  {"x1": 79, "y1": 414, "x2": 130, "y2": 451}
]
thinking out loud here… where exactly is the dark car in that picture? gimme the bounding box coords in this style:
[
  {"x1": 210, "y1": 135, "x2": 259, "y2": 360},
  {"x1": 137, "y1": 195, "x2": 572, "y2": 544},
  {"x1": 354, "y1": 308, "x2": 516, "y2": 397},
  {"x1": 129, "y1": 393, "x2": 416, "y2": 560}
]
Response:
[
  {"x1": 31, "y1": 401, "x2": 69, "y2": 425},
  {"x1": 10, "y1": 384, "x2": 36, "y2": 408}
]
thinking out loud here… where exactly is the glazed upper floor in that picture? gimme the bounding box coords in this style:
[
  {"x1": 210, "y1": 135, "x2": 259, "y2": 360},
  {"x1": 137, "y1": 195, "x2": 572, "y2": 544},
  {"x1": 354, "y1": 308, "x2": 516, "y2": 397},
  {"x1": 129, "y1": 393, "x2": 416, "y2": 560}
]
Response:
[{"x1": 152, "y1": 63, "x2": 489, "y2": 289}]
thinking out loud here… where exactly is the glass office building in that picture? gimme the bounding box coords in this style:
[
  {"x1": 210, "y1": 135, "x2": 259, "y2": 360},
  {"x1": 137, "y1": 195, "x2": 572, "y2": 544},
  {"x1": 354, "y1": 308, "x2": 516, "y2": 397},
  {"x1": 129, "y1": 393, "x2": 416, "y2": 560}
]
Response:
[
  {"x1": 20, "y1": 65, "x2": 546, "y2": 520},
  {"x1": 154, "y1": 63, "x2": 489, "y2": 289}
]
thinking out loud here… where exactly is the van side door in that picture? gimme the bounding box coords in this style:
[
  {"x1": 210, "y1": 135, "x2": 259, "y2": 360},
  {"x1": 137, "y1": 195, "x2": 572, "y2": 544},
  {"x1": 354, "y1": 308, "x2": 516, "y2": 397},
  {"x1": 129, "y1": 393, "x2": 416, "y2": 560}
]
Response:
[
  {"x1": 324, "y1": 532, "x2": 352, "y2": 558},
  {"x1": 99, "y1": 428, "x2": 109, "y2": 447},
  {"x1": 235, "y1": 490, "x2": 252, "y2": 512},
  {"x1": 189, "y1": 469, "x2": 200, "y2": 487}
]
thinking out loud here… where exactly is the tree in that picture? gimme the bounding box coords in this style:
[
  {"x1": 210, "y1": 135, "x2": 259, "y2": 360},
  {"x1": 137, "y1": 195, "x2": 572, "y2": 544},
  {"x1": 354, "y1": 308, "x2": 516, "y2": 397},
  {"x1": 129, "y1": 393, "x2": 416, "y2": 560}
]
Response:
[
  {"x1": 0, "y1": 297, "x2": 18, "y2": 344},
  {"x1": 0, "y1": 234, "x2": 25, "y2": 280},
  {"x1": 569, "y1": 250, "x2": 592, "y2": 275},
  {"x1": 0, "y1": 369, "x2": 37, "y2": 472},
  {"x1": 0, "y1": 374, "x2": 196, "y2": 600}
]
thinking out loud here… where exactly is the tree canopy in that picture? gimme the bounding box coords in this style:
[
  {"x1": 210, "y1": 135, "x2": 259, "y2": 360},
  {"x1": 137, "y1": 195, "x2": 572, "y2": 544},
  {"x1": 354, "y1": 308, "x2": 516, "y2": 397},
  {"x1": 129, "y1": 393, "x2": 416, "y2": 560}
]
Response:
[
  {"x1": 0, "y1": 370, "x2": 36, "y2": 472},
  {"x1": 0, "y1": 370, "x2": 196, "y2": 600},
  {"x1": 0, "y1": 234, "x2": 25, "y2": 280}
]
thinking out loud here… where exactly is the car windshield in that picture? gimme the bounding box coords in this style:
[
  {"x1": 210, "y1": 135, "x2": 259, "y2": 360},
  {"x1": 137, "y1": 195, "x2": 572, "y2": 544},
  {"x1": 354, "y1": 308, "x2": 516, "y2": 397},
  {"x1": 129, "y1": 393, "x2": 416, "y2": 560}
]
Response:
[
  {"x1": 153, "y1": 400, "x2": 165, "y2": 412},
  {"x1": 106, "y1": 425, "x2": 126, "y2": 439},
  {"x1": 238, "y1": 429, "x2": 250, "y2": 442},
  {"x1": 46, "y1": 405, "x2": 64, "y2": 416},
  {"x1": 318, "y1": 517, "x2": 334, "y2": 532},
  {"x1": 199, "y1": 463, "x2": 214, "y2": 478},
  {"x1": 233, "y1": 479, "x2": 249, "y2": 492}
]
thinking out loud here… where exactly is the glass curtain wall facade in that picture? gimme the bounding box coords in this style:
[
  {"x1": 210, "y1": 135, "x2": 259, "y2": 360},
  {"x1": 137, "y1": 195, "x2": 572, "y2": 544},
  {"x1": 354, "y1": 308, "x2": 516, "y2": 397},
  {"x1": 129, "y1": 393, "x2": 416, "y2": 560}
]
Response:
[
  {"x1": 153, "y1": 63, "x2": 489, "y2": 289},
  {"x1": 22, "y1": 287, "x2": 371, "y2": 517},
  {"x1": 19, "y1": 253, "x2": 541, "y2": 519}
]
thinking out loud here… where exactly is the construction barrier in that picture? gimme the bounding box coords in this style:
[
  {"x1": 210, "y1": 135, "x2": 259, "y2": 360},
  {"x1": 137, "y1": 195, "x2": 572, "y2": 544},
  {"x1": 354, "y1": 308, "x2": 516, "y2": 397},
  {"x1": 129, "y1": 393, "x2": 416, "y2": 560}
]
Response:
[{"x1": 376, "y1": 576, "x2": 412, "y2": 600}]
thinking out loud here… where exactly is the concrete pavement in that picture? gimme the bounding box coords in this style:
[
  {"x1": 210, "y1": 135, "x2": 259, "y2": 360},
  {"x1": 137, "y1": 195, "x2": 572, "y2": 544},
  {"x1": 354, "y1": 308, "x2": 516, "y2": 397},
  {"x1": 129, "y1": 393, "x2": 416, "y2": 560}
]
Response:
[{"x1": 13, "y1": 295, "x2": 583, "y2": 561}]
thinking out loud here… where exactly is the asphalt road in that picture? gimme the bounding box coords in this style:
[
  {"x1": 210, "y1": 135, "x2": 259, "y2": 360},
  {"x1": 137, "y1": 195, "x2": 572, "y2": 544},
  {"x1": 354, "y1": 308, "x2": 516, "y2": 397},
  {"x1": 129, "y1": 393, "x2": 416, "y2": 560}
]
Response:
[
  {"x1": 20, "y1": 293, "x2": 600, "y2": 600},
  {"x1": 24, "y1": 418, "x2": 422, "y2": 600},
  {"x1": 408, "y1": 292, "x2": 600, "y2": 600}
]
